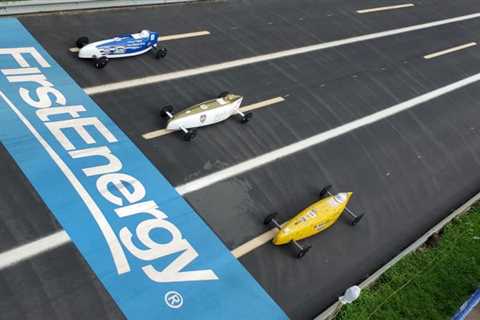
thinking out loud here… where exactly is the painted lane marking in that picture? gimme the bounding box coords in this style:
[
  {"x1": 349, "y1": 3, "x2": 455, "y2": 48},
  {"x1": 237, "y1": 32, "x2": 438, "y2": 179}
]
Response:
[
  {"x1": 0, "y1": 231, "x2": 70, "y2": 270},
  {"x1": 142, "y1": 128, "x2": 174, "y2": 139},
  {"x1": 68, "y1": 30, "x2": 211, "y2": 53},
  {"x1": 239, "y1": 96, "x2": 285, "y2": 112},
  {"x1": 357, "y1": 3, "x2": 415, "y2": 14},
  {"x1": 0, "y1": 221, "x2": 282, "y2": 265},
  {"x1": 83, "y1": 12, "x2": 480, "y2": 95},
  {"x1": 5, "y1": 71, "x2": 480, "y2": 267},
  {"x1": 158, "y1": 30, "x2": 210, "y2": 41},
  {"x1": 174, "y1": 72, "x2": 480, "y2": 194},
  {"x1": 141, "y1": 96, "x2": 285, "y2": 140},
  {"x1": 231, "y1": 224, "x2": 285, "y2": 258},
  {"x1": 424, "y1": 42, "x2": 477, "y2": 59}
]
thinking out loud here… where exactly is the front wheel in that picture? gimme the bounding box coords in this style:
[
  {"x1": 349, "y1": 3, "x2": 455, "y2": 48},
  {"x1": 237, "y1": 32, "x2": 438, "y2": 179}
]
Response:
[
  {"x1": 351, "y1": 214, "x2": 365, "y2": 226},
  {"x1": 296, "y1": 245, "x2": 312, "y2": 259},
  {"x1": 263, "y1": 212, "x2": 278, "y2": 225},
  {"x1": 240, "y1": 112, "x2": 253, "y2": 124},
  {"x1": 319, "y1": 185, "x2": 332, "y2": 199},
  {"x1": 94, "y1": 56, "x2": 108, "y2": 69},
  {"x1": 155, "y1": 47, "x2": 168, "y2": 59},
  {"x1": 160, "y1": 105, "x2": 174, "y2": 118}
]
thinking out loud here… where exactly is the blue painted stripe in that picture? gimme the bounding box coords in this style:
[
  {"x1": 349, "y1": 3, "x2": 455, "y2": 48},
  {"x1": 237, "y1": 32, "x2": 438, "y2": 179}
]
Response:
[
  {"x1": 452, "y1": 289, "x2": 480, "y2": 320},
  {"x1": 0, "y1": 18, "x2": 287, "y2": 319}
]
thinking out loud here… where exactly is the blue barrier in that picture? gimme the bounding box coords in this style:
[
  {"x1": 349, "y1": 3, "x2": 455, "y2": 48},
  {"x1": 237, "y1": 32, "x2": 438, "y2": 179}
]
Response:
[
  {"x1": 0, "y1": 18, "x2": 287, "y2": 319},
  {"x1": 452, "y1": 289, "x2": 480, "y2": 320}
]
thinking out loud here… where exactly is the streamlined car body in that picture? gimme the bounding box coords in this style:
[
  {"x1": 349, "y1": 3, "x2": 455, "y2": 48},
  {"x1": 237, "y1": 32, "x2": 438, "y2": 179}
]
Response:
[
  {"x1": 74, "y1": 30, "x2": 167, "y2": 68},
  {"x1": 264, "y1": 185, "x2": 364, "y2": 258},
  {"x1": 160, "y1": 92, "x2": 252, "y2": 141}
]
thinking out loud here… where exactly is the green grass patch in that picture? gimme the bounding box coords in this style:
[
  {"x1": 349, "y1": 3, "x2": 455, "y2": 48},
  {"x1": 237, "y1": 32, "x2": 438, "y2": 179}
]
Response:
[{"x1": 337, "y1": 205, "x2": 480, "y2": 320}]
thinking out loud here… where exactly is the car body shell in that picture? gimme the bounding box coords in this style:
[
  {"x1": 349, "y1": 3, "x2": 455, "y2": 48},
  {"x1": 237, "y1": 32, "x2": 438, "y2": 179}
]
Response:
[
  {"x1": 273, "y1": 192, "x2": 352, "y2": 245},
  {"x1": 166, "y1": 94, "x2": 244, "y2": 130},
  {"x1": 78, "y1": 30, "x2": 159, "y2": 59}
]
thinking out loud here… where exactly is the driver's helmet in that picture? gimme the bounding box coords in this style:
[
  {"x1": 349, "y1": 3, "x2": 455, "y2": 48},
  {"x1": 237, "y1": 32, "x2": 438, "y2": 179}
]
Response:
[{"x1": 140, "y1": 30, "x2": 150, "y2": 37}]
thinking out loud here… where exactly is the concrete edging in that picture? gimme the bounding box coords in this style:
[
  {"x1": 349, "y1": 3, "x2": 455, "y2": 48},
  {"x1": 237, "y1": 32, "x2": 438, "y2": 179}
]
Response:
[
  {"x1": 0, "y1": 0, "x2": 202, "y2": 16},
  {"x1": 315, "y1": 191, "x2": 480, "y2": 320}
]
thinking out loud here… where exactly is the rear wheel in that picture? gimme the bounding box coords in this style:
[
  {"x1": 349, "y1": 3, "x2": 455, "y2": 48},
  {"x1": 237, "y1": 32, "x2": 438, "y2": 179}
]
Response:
[
  {"x1": 160, "y1": 105, "x2": 174, "y2": 118},
  {"x1": 218, "y1": 91, "x2": 229, "y2": 99},
  {"x1": 240, "y1": 112, "x2": 253, "y2": 124},
  {"x1": 319, "y1": 184, "x2": 332, "y2": 198},
  {"x1": 183, "y1": 129, "x2": 197, "y2": 142},
  {"x1": 296, "y1": 245, "x2": 312, "y2": 259},
  {"x1": 76, "y1": 36, "x2": 89, "y2": 48},
  {"x1": 263, "y1": 212, "x2": 278, "y2": 225},
  {"x1": 94, "y1": 56, "x2": 108, "y2": 69},
  {"x1": 155, "y1": 47, "x2": 168, "y2": 59}
]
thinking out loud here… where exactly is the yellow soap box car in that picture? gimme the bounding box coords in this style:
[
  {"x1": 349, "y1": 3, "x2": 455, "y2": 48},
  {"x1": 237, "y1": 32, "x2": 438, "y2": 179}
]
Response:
[{"x1": 264, "y1": 185, "x2": 364, "y2": 258}]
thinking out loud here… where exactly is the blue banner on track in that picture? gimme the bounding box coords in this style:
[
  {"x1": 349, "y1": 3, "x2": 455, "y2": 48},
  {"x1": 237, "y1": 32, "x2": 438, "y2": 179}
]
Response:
[{"x1": 0, "y1": 18, "x2": 286, "y2": 320}]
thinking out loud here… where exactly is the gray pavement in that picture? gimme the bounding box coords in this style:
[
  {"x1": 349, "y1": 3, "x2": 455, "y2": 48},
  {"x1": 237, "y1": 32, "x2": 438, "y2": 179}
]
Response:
[{"x1": 2, "y1": 0, "x2": 480, "y2": 319}]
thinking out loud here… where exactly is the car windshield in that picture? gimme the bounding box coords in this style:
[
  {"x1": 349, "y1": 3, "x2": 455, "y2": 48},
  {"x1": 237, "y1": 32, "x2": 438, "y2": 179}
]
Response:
[
  {"x1": 131, "y1": 30, "x2": 149, "y2": 39},
  {"x1": 335, "y1": 193, "x2": 346, "y2": 201}
]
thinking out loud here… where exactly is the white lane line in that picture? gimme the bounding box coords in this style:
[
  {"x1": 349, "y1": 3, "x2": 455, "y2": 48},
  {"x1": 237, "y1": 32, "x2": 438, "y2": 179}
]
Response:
[
  {"x1": 175, "y1": 71, "x2": 480, "y2": 195},
  {"x1": 424, "y1": 42, "x2": 477, "y2": 59},
  {"x1": 68, "y1": 30, "x2": 210, "y2": 53},
  {"x1": 142, "y1": 128, "x2": 174, "y2": 139},
  {"x1": 231, "y1": 224, "x2": 285, "y2": 258},
  {"x1": 0, "y1": 231, "x2": 70, "y2": 270},
  {"x1": 84, "y1": 12, "x2": 480, "y2": 96},
  {"x1": 357, "y1": 3, "x2": 415, "y2": 14},
  {"x1": 159, "y1": 30, "x2": 210, "y2": 41},
  {"x1": 3, "y1": 72, "x2": 480, "y2": 268},
  {"x1": 239, "y1": 96, "x2": 285, "y2": 112},
  {"x1": 141, "y1": 96, "x2": 285, "y2": 140}
]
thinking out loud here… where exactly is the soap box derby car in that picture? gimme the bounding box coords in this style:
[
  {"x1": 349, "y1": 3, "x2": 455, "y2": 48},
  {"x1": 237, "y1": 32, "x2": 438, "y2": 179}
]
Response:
[
  {"x1": 160, "y1": 92, "x2": 252, "y2": 141},
  {"x1": 74, "y1": 30, "x2": 167, "y2": 68},
  {"x1": 264, "y1": 185, "x2": 365, "y2": 258}
]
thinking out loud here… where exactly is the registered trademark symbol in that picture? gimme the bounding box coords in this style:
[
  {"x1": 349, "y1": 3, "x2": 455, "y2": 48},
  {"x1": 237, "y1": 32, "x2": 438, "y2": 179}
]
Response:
[{"x1": 164, "y1": 291, "x2": 183, "y2": 309}]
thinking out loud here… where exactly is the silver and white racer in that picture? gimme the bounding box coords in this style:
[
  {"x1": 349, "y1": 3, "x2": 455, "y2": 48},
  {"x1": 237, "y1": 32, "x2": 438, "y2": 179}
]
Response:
[{"x1": 160, "y1": 92, "x2": 252, "y2": 141}]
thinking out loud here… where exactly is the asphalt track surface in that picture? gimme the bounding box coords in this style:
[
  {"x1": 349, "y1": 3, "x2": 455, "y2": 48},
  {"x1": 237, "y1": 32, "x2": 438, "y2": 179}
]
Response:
[{"x1": 2, "y1": 0, "x2": 480, "y2": 319}]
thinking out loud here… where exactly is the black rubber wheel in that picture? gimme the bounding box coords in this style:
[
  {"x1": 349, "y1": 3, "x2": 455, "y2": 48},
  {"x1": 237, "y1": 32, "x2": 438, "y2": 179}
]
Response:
[
  {"x1": 76, "y1": 36, "x2": 89, "y2": 48},
  {"x1": 155, "y1": 47, "x2": 168, "y2": 59},
  {"x1": 351, "y1": 213, "x2": 365, "y2": 226},
  {"x1": 183, "y1": 129, "x2": 197, "y2": 142},
  {"x1": 160, "y1": 105, "x2": 174, "y2": 118},
  {"x1": 296, "y1": 245, "x2": 312, "y2": 259},
  {"x1": 218, "y1": 91, "x2": 230, "y2": 99},
  {"x1": 94, "y1": 56, "x2": 108, "y2": 69},
  {"x1": 263, "y1": 212, "x2": 278, "y2": 225},
  {"x1": 240, "y1": 112, "x2": 253, "y2": 124},
  {"x1": 319, "y1": 184, "x2": 332, "y2": 198}
]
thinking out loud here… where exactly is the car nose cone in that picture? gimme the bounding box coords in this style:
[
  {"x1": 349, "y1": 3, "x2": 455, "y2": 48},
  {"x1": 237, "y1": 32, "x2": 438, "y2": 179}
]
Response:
[
  {"x1": 225, "y1": 94, "x2": 242, "y2": 103},
  {"x1": 79, "y1": 44, "x2": 100, "y2": 59},
  {"x1": 272, "y1": 228, "x2": 291, "y2": 245}
]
